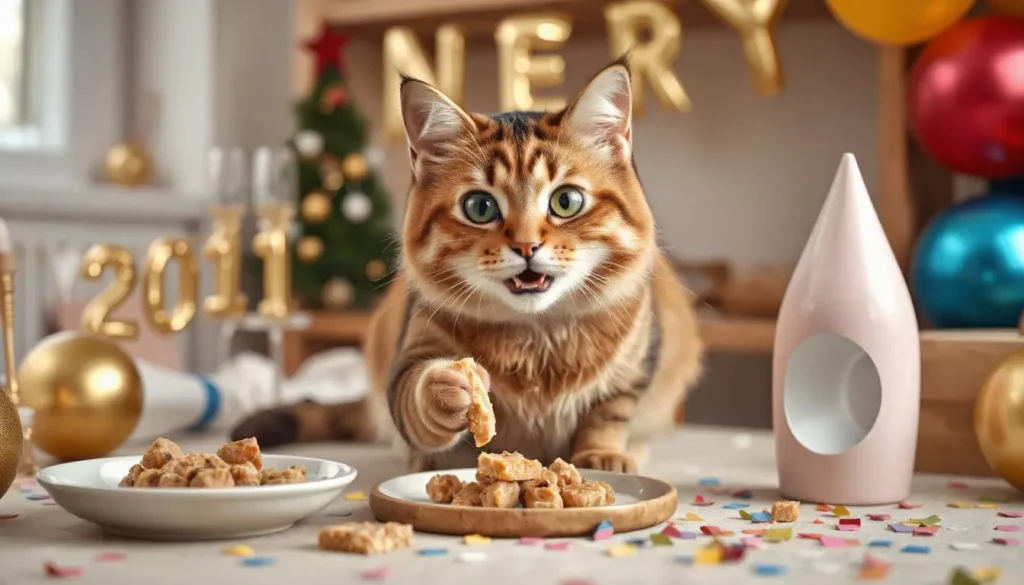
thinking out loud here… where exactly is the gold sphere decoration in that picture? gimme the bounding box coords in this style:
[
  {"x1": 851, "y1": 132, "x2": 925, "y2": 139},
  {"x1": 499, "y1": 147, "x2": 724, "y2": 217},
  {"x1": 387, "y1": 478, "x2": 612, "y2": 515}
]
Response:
[
  {"x1": 322, "y1": 277, "x2": 354, "y2": 310},
  {"x1": 975, "y1": 348, "x2": 1024, "y2": 492},
  {"x1": 105, "y1": 143, "x2": 152, "y2": 186},
  {"x1": 301, "y1": 191, "x2": 332, "y2": 224},
  {"x1": 341, "y1": 153, "x2": 369, "y2": 181},
  {"x1": 19, "y1": 331, "x2": 143, "y2": 461},
  {"x1": 319, "y1": 157, "x2": 344, "y2": 192},
  {"x1": 366, "y1": 259, "x2": 387, "y2": 281},
  {"x1": 297, "y1": 236, "x2": 324, "y2": 263},
  {"x1": 0, "y1": 388, "x2": 23, "y2": 498}
]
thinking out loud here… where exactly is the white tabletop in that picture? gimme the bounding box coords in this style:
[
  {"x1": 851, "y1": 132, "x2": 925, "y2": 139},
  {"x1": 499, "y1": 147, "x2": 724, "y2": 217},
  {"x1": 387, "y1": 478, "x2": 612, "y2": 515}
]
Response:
[{"x1": 1, "y1": 425, "x2": 1021, "y2": 584}]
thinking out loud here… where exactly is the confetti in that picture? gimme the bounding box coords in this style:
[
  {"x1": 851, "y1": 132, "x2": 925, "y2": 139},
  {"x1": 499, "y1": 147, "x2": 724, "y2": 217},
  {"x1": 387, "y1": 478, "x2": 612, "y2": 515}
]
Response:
[
  {"x1": 899, "y1": 502, "x2": 923, "y2": 509},
  {"x1": 815, "y1": 504, "x2": 832, "y2": 512},
  {"x1": 975, "y1": 503, "x2": 997, "y2": 509},
  {"x1": 361, "y1": 567, "x2": 393, "y2": 580},
  {"x1": 545, "y1": 541, "x2": 573, "y2": 551},
  {"x1": 752, "y1": 563, "x2": 787, "y2": 577},
  {"x1": 994, "y1": 525, "x2": 1021, "y2": 532},
  {"x1": 519, "y1": 537, "x2": 544, "y2": 545},
  {"x1": 240, "y1": 556, "x2": 276, "y2": 567},
  {"x1": 694, "y1": 543, "x2": 723, "y2": 565},
  {"x1": 650, "y1": 534, "x2": 673, "y2": 546},
  {"x1": 43, "y1": 562, "x2": 83, "y2": 578},
  {"x1": 0, "y1": 513, "x2": 18, "y2": 520},
  {"x1": 458, "y1": 552, "x2": 488, "y2": 563},
  {"x1": 832, "y1": 505, "x2": 851, "y2": 517},
  {"x1": 992, "y1": 537, "x2": 1020, "y2": 546},
  {"x1": 868, "y1": 540, "x2": 893, "y2": 548},
  {"x1": 819, "y1": 536, "x2": 847, "y2": 548},
  {"x1": 974, "y1": 568, "x2": 1002, "y2": 582},
  {"x1": 798, "y1": 532, "x2": 822, "y2": 540},
  {"x1": 764, "y1": 528, "x2": 792, "y2": 542},
  {"x1": 26, "y1": 494, "x2": 52, "y2": 501},
  {"x1": 591, "y1": 520, "x2": 614, "y2": 541},
  {"x1": 812, "y1": 518, "x2": 824, "y2": 525},
  {"x1": 698, "y1": 477, "x2": 721, "y2": 486},
  {"x1": 739, "y1": 510, "x2": 752, "y2": 520},
  {"x1": 998, "y1": 511, "x2": 1024, "y2": 518},
  {"x1": 867, "y1": 513, "x2": 890, "y2": 521},
  {"x1": 661, "y1": 525, "x2": 684, "y2": 538},
  {"x1": 344, "y1": 491, "x2": 367, "y2": 501},
  {"x1": 888, "y1": 523, "x2": 914, "y2": 534},
  {"x1": 949, "y1": 502, "x2": 974, "y2": 509},
  {"x1": 949, "y1": 568, "x2": 982, "y2": 585},
  {"x1": 979, "y1": 494, "x2": 1009, "y2": 503},
  {"x1": 93, "y1": 553, "x2": 126, "y2": 562},
  {"x1": 733, "y1": 490, "x2": 753, "y2": 499},
  {"x1": 914, "y1": 515, "x2": 943, "y2": 526},
  {"x1": 700, "y1": 525, "x2": 723, "y2": 536},
  {"x1": 222, "y1": 545, "x2": 255, "y2": 557},
  {"x1": 606, "y1": 544, "x2": 636, "y2": 558},
  {"x1": 625, "y1": 537, "x2": 649, "y2": 547},
  {"x1": 723, "y1": 502, "x2": 750, "y2": 510},
  {"x1": 750, "y1": 512, "x2": 772, "y2": 523},
  {"x1": 859, "y1": 555, "x2": 891, "y2": 580},
  {"x1": 948, "y1": 481, "x2": 970, "y2": 490},
  {"x1": 950, "y1": 543, "x2": 981, "y2": 551},
  {"x1": 838, "y1": 518, "x2": 861, "y2": 531},
  {"x1": 742, "y1": 538, "x2": 765, "y2": 550},
  {"x1": 684, "y1": 512, "x2": 703, "y2": 522},
  {"x1": 901, "y1": 545, "x2": 931, "y2": 554},
  {"x1": 464, "y1": 534, "x2": 491, "y2": 546},
  {"x1": 914, "y1": 527, "x2": 940, "y2": 536},
  {"x1": 692, "y1": 494, "x2": 714, "y2": 506},
  {"x1": 418, "y1": 548, "x2": 448, "y2": 556}
]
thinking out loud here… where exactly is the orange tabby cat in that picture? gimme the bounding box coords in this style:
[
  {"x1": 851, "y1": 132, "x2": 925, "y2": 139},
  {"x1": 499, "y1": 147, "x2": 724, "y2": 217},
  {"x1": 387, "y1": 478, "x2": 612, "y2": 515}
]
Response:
[{"x1": 232, "y1": 59, "x2": 703, "y2": 473}]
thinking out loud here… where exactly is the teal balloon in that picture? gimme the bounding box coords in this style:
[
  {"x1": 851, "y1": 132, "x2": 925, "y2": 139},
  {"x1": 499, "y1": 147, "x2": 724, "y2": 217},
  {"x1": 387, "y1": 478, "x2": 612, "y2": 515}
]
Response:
[{"x1": 911, "y1": 194, "x2": 1024, "y2": 328}]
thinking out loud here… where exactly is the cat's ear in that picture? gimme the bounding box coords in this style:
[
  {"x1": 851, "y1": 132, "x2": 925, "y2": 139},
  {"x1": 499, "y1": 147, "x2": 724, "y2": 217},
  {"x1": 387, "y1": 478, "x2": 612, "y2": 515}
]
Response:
[
  {"x1": 400, "y1": 76, "x2": 476, "y2": 173},
  {"x1": 563, "y1": 61, "x2": 633, "y2": 160}
]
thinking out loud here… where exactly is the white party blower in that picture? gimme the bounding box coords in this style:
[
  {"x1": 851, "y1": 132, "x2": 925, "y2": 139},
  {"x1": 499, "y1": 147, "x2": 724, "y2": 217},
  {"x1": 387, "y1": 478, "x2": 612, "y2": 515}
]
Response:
[{"x1": 772, "y1": 153, "x2": 920, "y2": 505}]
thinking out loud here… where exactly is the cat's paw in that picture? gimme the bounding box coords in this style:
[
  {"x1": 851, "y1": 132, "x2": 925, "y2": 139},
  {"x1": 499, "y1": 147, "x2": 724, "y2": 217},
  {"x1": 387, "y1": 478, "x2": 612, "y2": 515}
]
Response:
[
  {"x1": 230, "y1": 403, "x2": 303, "y2": 448},
  {"x1": 571, "y1": 450, "x2": 637, "y2": 474},
  {"x1": 415, "y1": 360, "x2": 488, "y2": 435}
]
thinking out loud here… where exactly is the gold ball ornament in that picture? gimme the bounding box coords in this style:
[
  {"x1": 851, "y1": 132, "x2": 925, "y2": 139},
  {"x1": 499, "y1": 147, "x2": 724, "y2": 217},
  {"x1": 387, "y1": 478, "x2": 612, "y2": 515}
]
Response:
[
  {"x1": 19, "y1": 331, "x2": 143, "y2": 461},
  {"x1": 319, "y1": 157, "x2": 345, "y2": 192},
  {"x1": 366, "y1": 259, "x2": 387, "y2": 281},
  {"x1": 105, "y1": 143, "x2": 152, "y2": 186},
  {"x1": 0, "y1": 388, "x2": 23, "y2": 498},
  {"x1": 297, "y1": 236, "x2": 324, "y2": 262},
  {"x1": 975, "y1": 348, "x2": 1024, "y2": 492},
  {"x1": 341, "y1": 153, "x2": 369, "y2": 181},
  {"x1": 301, "y1": 191, "x2": 332, "y2": 224},
  {"x1": 322, "y1": 277, "x2": 354, "y2": 310}
]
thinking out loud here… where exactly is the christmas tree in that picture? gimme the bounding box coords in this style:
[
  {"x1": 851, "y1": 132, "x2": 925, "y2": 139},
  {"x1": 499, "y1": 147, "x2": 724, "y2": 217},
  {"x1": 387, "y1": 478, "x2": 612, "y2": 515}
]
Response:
[{"x1": 290, "y1": 25, "x2": 396, "y2": 310}]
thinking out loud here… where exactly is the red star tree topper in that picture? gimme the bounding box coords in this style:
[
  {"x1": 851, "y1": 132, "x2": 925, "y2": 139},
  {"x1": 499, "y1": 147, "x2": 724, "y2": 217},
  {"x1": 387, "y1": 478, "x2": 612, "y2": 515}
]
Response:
[{"x1": 304, "y1": 23, "x2": 350, "y2": 75}]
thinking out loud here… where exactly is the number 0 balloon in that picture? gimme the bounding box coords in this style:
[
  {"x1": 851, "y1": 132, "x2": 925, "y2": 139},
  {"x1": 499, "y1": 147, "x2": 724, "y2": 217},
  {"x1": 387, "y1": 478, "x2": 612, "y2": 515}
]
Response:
[{"x1": 825, "y1": 0, "x2": 974, "y2": 45}]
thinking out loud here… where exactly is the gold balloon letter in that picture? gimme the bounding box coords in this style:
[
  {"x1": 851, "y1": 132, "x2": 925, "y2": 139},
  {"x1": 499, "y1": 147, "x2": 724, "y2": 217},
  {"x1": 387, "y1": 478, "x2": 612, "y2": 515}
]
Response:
[
  {"x1": 605, "y1": 2, "x2": 690, "y2": 115},
  {"x1": 80, "y1": 244, "x2": 139, "y2": 340},
  {"x1": 203, "y1": 205, "x2": 248, "y2": 318},
  {"x1": 701, "y1": 0, "x2": 786, "y2": 96},
  {"x1": 142, "y1": 238, "x2": 199, "y2": 335},
  {"x1": 495, "y1": 15, "x2": 572, "y2": 112},
  {"x1": 383, "y1": 25, "x2": 466, "y2": 141},
  {"x1": 252, "y1": 203, "x2": 295, "y2": 319}
]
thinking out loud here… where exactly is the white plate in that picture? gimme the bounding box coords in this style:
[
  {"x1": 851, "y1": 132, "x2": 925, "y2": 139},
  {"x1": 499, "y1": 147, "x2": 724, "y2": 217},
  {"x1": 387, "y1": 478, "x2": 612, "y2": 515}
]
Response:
[{"x1": 37, "y1": 454, "x2": 357, "y2": 540}]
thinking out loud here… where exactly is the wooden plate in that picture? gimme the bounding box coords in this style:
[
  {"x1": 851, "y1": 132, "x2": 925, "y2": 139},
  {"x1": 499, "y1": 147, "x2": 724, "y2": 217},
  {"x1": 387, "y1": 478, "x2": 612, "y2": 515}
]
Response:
[{"x1": 369, "y1": 468, "x2": 678, "y2": 538}]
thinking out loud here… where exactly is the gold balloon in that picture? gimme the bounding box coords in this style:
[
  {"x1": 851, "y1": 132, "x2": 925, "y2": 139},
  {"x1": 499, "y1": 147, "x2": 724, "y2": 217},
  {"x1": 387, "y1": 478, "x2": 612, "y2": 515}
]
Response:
[
  {"x1": 701, "y1": 0, "x2": 786, "y2": 96},
  {"x1": 322, "y1": 277, "x2": 354, "y2": 310},
  {"x1": 105, "y1": 143, "x2": 152, "y2": 186},
  {"x1": 825, "y1": 0, "x2": 974, "y2": 45},
  {"x1": 0, "y1": 387, "x2": 22, "y2": 498},
  {"x1": 80, "y1": 244, "x2": 139, "y2": 340},
  {"x1": 495, "y1": 15, "x2": 572, "y2": 112},
  {"x1": 142, "y1": 238, "x2": 199, "y2": 335},
  {"x1": 366, "y1": 259, "x2": 387, "y2": 281},
  {"x1": 202, "y1": 205, "x2": 248, "y2": 319},
  {"x1": 302, "y1": 191, "x2": 333, "y2": 224},
  {"x1": 341, "y1": 153, "x2": 370, "y2": 182},
  {"x1": 383, "y1": 25, "x2": 467, "y2": 141},
  {"x1": 253, "y1": 203, "x2": 296, "y2": 319},
  {"x1": 297, "y1": 236, "x2": 324, "y2": 263},
  {"x1": 975, "y1": 348, "x2": 1024, "y2": 492},
  {"x1": 605, "y1": 2, "x2": 690, "y2": 115},
  {"x1": 19, "y1": 331, "x2": 143, "y2": 461},
  {"x1": 988, "y1": 0, "x2": 1024, "y2": 16}
]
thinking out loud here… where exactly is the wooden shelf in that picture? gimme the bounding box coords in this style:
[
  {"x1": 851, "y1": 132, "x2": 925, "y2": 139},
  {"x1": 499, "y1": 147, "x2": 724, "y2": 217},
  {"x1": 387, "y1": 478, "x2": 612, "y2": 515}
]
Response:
[{"x1": 699, "y1": 316, "x2": 777, "y2": 353}]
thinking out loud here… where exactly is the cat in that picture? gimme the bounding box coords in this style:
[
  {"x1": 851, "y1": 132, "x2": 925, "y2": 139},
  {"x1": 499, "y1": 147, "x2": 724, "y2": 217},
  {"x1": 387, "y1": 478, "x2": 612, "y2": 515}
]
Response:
[{"x1": 231, "y1": 58, "x2": 704, "y2": 474}]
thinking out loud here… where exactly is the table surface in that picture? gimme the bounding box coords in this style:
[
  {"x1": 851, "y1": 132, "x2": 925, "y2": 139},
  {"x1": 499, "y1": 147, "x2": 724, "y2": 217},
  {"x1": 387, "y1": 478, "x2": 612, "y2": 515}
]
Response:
[{"x1": 1, "y1": 426, "x2": 1022, "y2": 585}]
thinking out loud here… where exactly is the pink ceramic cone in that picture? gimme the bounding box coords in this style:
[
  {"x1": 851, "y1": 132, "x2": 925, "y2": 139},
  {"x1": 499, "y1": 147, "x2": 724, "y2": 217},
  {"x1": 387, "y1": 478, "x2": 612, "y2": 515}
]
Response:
[{"x1": 773, "y1": 153, "x2": 919, "y2": 505}]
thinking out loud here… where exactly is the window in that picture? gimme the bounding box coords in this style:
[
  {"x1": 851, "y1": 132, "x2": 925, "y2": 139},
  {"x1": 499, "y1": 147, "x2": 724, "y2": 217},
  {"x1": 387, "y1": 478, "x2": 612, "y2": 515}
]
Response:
[{"x1": 0, "y1": 0, "x2": 26, "y2": 131}]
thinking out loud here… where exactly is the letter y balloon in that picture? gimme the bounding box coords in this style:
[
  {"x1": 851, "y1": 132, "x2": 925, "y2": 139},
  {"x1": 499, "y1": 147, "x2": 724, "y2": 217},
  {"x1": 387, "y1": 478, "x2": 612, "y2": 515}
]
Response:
[{"x1": 773, "y1": 154, "x2": 920, "y2": 505}]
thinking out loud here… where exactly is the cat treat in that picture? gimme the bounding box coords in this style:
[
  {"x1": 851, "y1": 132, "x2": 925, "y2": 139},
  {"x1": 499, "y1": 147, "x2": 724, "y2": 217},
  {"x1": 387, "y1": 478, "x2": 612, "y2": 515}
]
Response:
[
  {"x1": 452, "y1": 358, "x2": 496, "y2": 447},
  {"x1": 482, "y1": 481, "x2": 521, "y2": 508},
  {"x1": 477, "y1": 451, "x2": 543, "y2": 482},
  {"x1": 118, "y1": 437, "x2": 307, "y2": 489},
  {"x1": 523, "y1": 486, "x2": 564, "y2": 509},
  {"x1": 318, "y1": 522, "x2": 414, "y2": 555},
  {"x1": 549, "y1": 457, "x2": 583, "y2": 488},
  {"x1": 771, "y1": 500, "x2": 800, "y2": 522},
  {"x1": 426, "y1": 474, "x2": 465, "y2": 503},
  {"x1": 451, "y1": 482, "x2": 485, "y2": 507}
]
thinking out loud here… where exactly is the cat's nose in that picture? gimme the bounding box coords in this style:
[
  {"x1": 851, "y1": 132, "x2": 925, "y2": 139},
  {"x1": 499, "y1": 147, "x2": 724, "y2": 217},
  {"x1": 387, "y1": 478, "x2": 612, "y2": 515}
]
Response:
[{"x1": 509, "y1": 242, "x2": 541, "y2": 258}]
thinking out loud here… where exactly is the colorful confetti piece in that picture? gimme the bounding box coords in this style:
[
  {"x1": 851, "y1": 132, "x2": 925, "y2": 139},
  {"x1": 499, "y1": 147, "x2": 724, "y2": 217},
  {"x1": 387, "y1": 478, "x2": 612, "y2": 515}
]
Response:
[
  {"x1": 93, "y1": 553, "x2": 126, "y2": 562},
  {"x1": 698, "y1": 477, "x2": 721, "y2": 486},
  {"x1": 899, "y1": 502, "x2": 923, "y2": 509},
  {"x1": 832, "y1": 505, "x2": 851, "y2": 517},
  {"x1": 819, "y1": 536, "x2": 847, "y2": 548},
  {"x1": 752, "y1": 563, "x2": 787, "y2": 577},
  {"x1": 361, "y1": 567, "x2": 393, "y2": 580},
  {"x1": 606, "y1": 544, "x2": 636, "y2": 558},
  {"x1": 974, "y1": 568, "x2": 1002, "y2": 582},
  {"x1": 914, "y1": 526, "x2": 940, "y2": 536},
  {"x1": 949, "y1": 567, "x2": 982, "y2": 585},
  {"x1": 948, "y1": 481, "x2": 970, "y2": 490},
  {"x1": 743, "y1": 528, "x2": 767, "y2": 536},
  {"x1": 889, "y1": 523, "x2": 914, "y2": 534},
  {"x1": 992, "y1": 537, "x2": 1020, "y2": 546},
  {"x1": 0, "y1": 513, "x2": 18, "y2": 519},
  {"x1": 625, "y1": 537, "x2": 649, "y2": 547},
  {"x1": 344, "y1": 491, "x2": 367, "y2": 501},
  {"x1": 723, "y1": 502, "x2": 749, "y2": 510},
  {"x1": 662, "y1": 525, "x2": 683, "y2": 538},
  {"x1": 742, "y1": 537, "x2": 765, "y2": 550},
  {"x1": 812, "y1": 518, "x2": 824, "y2": 525},
  {"x1": 868, "y1": 540, "x2": 893, "y2": 548},
  {"x1": 240, "y1": 556, "x2": 276, "y2": 567},
  {"x1": 739, "y1": 509, "x2": 752, "y2": 520},
  {"x1": 764, "y1": 528, "x2": 792, "y2": 542},
  {"x1": 949, "y1": 502, "x2": 973, "y2": 509},
  {"x1": 222, "y1": 545, "x2": 255, "y2": 557},
  {"x1": 798, "y1": 532, "x2": 822, "y2": 540},
  {"x1": 458, "y1": 552, "x2": 488, "y2": 563},
  {"x1": 901, "y1": 545, "x2": 931, "y2": 554},
  {"x1": 591, "y1": 520, "x2": 614, "y2": 541},
  {"x1": 998, "y1": 511, "x2": 1024, "y2": 518},
  {"x1": 43, "y1": 562, "x2": 83, "y2": 578},
  {"x1": 650, "y1": 534, "x2": 673, "y2": 546},
  {"x1": 418, "y1": 548, "x2": 449, "y2": 556},
  {"x1": 979, "y1": 494, "x2": 1009, "y2": 503},
  {"x1": 26, "y1": 494, "x2": 51, "y2": 501},
  {"x1": 700, "y1": 525, "x2": 723, "y2": 536},
  {"x1": 950, "y1": 543, "x2": 981, "y2": 551},
  {"x1": 750, "y1": 512, "x2": 772, "y2": 523},
  {"x1": 815, "y1": 504, "x2": 832, "y2": 512},
  {"x1": 545, "y1": 541, "x2": 573, "y2": 551},
  {"x1": 975, "y1": 503, "x2": 997, "y2": 509},
  {"x1": 994, "y1": 525, "x2": 1021, "y2": 532},
  {"x1": 914, "y1": 515, "x2": 942, "y2": 526},
  {"x1": 464, "y1": 534, "x2": 491, "y2": 546},
  {"x1": 694, "y1": 543, "x2": 723, "y2": 565},
  {"x1": 519, "y1": 537, "x2": 544, "y2": 545},
  {"x1": 692, "y1": 494, "x2": 714, "y2": 506},
  {"x1": 859, "y1": 555, "x2": 891, "y2": 580},
  {"x1": 838, "y1": 518, "x2": 861, "y2": 531},
  {"x1": 684, "y1": 512, "x2": 703, "y2": 522},
  {"x1": 733, "y1": 489, "x2": 753, "y2": 499}
]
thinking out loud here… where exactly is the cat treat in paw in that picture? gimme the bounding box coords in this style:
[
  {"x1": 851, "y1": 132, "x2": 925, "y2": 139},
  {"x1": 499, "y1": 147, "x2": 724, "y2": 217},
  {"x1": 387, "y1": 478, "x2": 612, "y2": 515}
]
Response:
[
  {"x1": 452, "y1": 358, "x2": 496, "y2": 447},
  {"x1": 318, "y1": 522, "x2": 414, "y2": 555},
  {"x1": 426, "y1": 474, "x2": 464, "y2": 503},
  {"x1": 477, "y1": 451, "x2": 543, "y2": 482}
]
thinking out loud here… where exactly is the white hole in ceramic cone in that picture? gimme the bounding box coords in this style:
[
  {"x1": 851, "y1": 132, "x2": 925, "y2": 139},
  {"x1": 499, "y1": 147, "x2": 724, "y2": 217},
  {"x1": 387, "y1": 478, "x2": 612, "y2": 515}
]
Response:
[{"x1": 783, "y1": 333, "x2": 881, "y2": 455}]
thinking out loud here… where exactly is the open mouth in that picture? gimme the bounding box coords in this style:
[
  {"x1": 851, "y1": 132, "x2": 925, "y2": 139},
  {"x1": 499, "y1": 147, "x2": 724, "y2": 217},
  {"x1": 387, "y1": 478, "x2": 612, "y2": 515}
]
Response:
[{"x1": 505, "y1": 269, "x2": 553, "y2": 294}]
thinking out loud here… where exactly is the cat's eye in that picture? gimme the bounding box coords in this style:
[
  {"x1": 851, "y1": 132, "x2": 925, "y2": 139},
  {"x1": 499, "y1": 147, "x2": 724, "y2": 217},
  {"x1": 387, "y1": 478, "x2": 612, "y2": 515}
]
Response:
[
  {"x1": 462, "y1": 191, "x2": 500, "y2": 224},
  {"x1": 549, "y1": 186, "x2": 585, "y2": 219}
]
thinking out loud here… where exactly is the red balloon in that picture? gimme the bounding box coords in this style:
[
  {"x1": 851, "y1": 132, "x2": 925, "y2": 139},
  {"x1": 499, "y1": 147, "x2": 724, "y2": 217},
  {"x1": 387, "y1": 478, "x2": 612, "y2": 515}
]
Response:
[{"x1": 908, "y1": 17, "x2": 1024, "y2": 178}]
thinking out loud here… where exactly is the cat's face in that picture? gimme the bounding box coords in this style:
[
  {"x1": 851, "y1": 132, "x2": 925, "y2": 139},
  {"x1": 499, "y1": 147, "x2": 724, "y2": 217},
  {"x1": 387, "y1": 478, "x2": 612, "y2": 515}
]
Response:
[{"x1": 399, "y1": 63, "x2": 655, "y2": 320}]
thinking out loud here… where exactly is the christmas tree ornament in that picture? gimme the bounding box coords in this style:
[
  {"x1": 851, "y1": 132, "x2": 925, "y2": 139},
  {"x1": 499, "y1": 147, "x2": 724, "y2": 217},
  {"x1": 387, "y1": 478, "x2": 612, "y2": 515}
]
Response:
[
  {"x1": 699, "y1": 0, "x2": 786, "y2": 97},
  {"x1": 0, "y1": 218, "x2": 23, "y2": 497},
  {"x1": 605, "y1": 2, "x2": 690, "y2": 115},
  {"x1": 142, "y1": 238, "x2": 199, "y2": 335},
  {"x1": 496, "y1": 16, "x2": 572, "y2": 112},
  {"x1": 294, "y1": 130, "x2": 325, "y2": 159},
  {"x1": 342, "y1": 191, "x2": 373, "y2": 223},
  {"x1": 303, "y1": 24, "x2": 351, "y2": 77},
  {"x1": 297, "y1": 236, "x2": 325, "y2": 263},
  {"x1": 253, "y1": 202, "x2": 296, "y2": 319},
  {"x1": 341, "y1": 153, "x2": 370, "y2": 181},
  {"x1": 319, "y1": 158, "x2": 345, "y2": 192},
  {"x1": 203, "y1": 205, "x2": 248, "y2": 319},
  {"x1": 976, "y1": 348, "x2": 1024, "y2": 492},
  {"x1": 104, "y1": 143, "x2": 152, "y2": 187},
  {"x1": 322, "y1": 277, "x2": 354, "y2": 310},
  {"x1": 302, "y1": 191, "x2": 333, "y2": 224},
  {"x1": 320, "y1": 84, "x2": 349, "y2": 114},
  {"x1": 366, "y1": 147, "x2": 387, "y2": 168},
  {"x1": 825, "y1": 0, "x2": 973, "y2": 45},
  {"x1": 366, "y1": 259, "x2": 387, "y2": 281},
  {"x1": 80, "y1": 244, "x2": 140, "y2": 340},
  {"x1": 19, "y1": 331, "x2": 143, "y2": 460}
]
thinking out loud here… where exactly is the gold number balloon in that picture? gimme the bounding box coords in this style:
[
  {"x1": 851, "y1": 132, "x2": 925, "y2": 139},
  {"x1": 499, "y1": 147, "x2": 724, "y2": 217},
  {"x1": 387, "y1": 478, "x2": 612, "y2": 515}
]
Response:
[
  {"x1": 203, "y1": 205, "x2": 248, "y2": 318},
  {"x1": 383, "y1": 25, "x2": 466, "y2": 141},
  {"x1": 80, "y1": 244, "x2": 139, "y2": 340},
  {"x1": 700, "y1": 0, "x2": 787, "y2": 96},
  {"x1": 142, "y1": 238, "x2": 199, "y2": 334},
  {"x1": 605, "y1": 2, "x2": 690, "y2": 115},
  {"x1": 495, "y1": 15, "x2": 572, "y2": 112},
  {"x1": 252, "y1": 203, "x2": 296, "y2": 319},
  {"x1": 975, "y1": 348, "x2": 1024, "y2": 493},
  {"x1": 825, "y1": 0, "x2": 974, "y2": 45}
]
